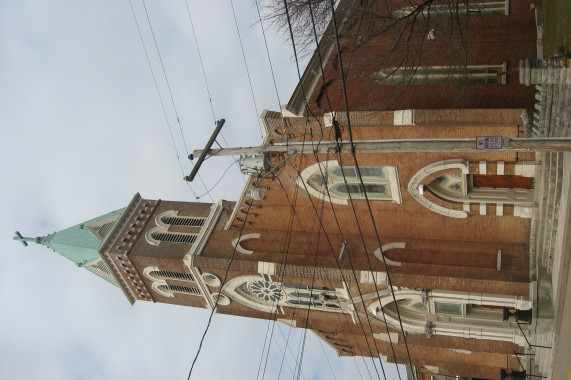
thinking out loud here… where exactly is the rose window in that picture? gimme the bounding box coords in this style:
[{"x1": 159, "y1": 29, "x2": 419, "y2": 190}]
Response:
[{"x1": 248, "y1": 280, "x2": 284, "y2": 303}]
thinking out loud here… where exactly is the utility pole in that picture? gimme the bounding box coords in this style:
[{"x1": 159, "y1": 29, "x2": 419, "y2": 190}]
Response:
[{"x1": 191, "y1": 137, "x2": 571, "y2": 158}]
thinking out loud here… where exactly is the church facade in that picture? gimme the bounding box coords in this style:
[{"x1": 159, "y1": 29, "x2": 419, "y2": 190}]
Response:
[{"x1": 16, "y1": 1, "x2": 548, "y2": 379}]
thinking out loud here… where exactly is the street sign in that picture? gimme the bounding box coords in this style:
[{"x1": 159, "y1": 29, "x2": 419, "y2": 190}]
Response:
[{"x1": 476, "y1": 136, "x2": 510, "y2": 150}]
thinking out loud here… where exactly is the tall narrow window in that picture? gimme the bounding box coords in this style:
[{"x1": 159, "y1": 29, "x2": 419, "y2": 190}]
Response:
[
  {"x1": 371, "y1": 64, "x2": 507, "y2": 85},
  {"x1": 157, "y1": 284, "x2": 201, "y2": 296},
  {"x1": 151, "y1": 232, "x2": 197, "y2": 244},
  {"x1": 392, "y1": 1, "x2": 509, "y2": 18},
  {"x1": 149, "y1": 270, "x2": 194, "y2": 281},
  {"x1": 160, "y1": 216, "x2": 205, "y2": 227},
  {"x1": 302, "y1": 163, "x2": 401, "y2": 204},
  {"x1": 230, "y1": 277, "x2": 352, "y2": 314}
]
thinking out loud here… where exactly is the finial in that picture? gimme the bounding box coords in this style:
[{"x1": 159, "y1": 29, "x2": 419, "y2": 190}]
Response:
[{"x1": 13, "y1": 231, "x2": 42, "y2": 247}]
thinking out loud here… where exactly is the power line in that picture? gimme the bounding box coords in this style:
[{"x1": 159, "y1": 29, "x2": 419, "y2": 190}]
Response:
[
  {"x1": 141, "y1": 0, "x2": 190, "y2": 156},
  {"x1": 186, "y1": 201, "x2": 254, "y2": 379},
  {"x1": 278, "y1": 1, "x2": 392, "y2": 378},
  {"x1": 301, "y1": 3, "x2": 403, "y2": 375},
  {"x1": 326, "y1": 0, "x2": 416, "y2": 374},
  {"x1": 230, "y1": 0, "x2": 265, "y2": 139},
  {"x1": 127, "y1": 0, "x2": 200, "y2": 200},
  {"x1": 276, "y1": 173, "x2": 383, "y2": 380},
  {"x1": 138, "y1": 0, "x2": 215, "y2": 202}
]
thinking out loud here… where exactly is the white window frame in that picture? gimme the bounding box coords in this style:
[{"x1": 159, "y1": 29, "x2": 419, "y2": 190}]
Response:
[
  {"x1": 298, "y1": 160, "x2": 402, "y2": 205},
  {"x1": 222, "y1": 275, "x2": 354, "y2": 317},
  {"x1": 372, "y1": 63, "x2": 508, "y2": 85},
  {"x1": 393, "y1": 1, "x2": 509, "y2": 18},
  {"x1": 155, "y1": 210, "x2": 206, "y2": 228}
]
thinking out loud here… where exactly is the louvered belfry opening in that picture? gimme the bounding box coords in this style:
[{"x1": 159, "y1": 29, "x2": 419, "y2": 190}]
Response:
[
  {"x1": 158, "y1": 284, "x2": 201, "y2": 296},
  {"x1": 152, "y1": 232, "x2": 197, "y2": 244},
  {"x1": 92, "y1": 221, "x2": 114, "y2": 240},
  {"x1": 162, "y1": 217, "x2": 205, "y2": 227},
  {"x1": 151, "y1": 270, "x2": 194, "y2": 281}
]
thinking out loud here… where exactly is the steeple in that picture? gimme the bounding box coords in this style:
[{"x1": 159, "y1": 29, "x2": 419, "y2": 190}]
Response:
[{"x1": 14, "y1": 208, "x2": 125, "y2": 285}]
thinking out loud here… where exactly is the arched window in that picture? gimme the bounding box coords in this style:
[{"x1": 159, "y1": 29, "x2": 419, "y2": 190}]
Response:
[
  {"x1": 144, "y1": 266, "x2": 203, "y2": 298},
  {"x1": 300, "y1": 161, "x2": 401, "y2": 205},
  {"x1": 160, "y1": 216, "x2": 205, "y2": 227},
  {"x1": 223, "y1": 275, "x2": 354, "y2": 317},
  {"x1": 148, "y1": 270, "x2": 195, "y2": 282},
  {"x1": 427, "y1": 173, "x2": 534, "y2": 205},
  {"x1": 151, "y1": 232, "x2": 197, "y2": 244},
  {"x1": 157, "y1": 284, "x2": 201, "y2": 296},
  {"x1": 155, "y1": 210, "x2": 206, "y2": 228},
  {"x1": 367, "y1": 288, "x2": 531, "y2": 346},
  {"x1": 146, "y1": 226, "x2": 198, "y2": 246},
  {"x1": 392, "y1": 1, "x2": 509, "y2": 18},
  {"x1": 371, "y1": 64, "x2": 507, "y2": 85}
]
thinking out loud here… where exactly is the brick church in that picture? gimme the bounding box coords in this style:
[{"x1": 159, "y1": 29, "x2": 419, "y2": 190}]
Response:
[{"x1": 16, "y1": 1, "x2": 546, "y2": 379}]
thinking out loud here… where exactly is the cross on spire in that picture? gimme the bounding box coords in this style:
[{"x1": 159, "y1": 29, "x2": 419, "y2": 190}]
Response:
[{"x1": 13, "y1": 231, "x2": 43, "y2": 247}]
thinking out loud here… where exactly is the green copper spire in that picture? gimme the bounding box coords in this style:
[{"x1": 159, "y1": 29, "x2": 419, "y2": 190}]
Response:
[{"x1": 15, "y1": 208, "x2": 125, "y2": 267}]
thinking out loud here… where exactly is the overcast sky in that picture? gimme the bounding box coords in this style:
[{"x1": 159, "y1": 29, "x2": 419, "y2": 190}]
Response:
[{"x1": 0, "y1": 1, "x2": 402, "y2": 379}]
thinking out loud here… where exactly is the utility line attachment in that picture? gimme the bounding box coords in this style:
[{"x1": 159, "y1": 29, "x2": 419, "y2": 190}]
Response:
[
  {"x1": 184, "y1": 119, "x2": 226, "y2": 182},
  {"x1": 192, "y1": 137, "x2": 571, "y2": 158}
]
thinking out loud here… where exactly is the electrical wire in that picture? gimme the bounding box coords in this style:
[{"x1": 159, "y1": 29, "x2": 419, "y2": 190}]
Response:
[
  {"x1": 140, "y1": 0, "x2": 214, "y2": 202},
  {"x1": 230, "y1": 0, "x2": 265, "y2": 139},
  {"x1": 326, "y1": 0, "x2": 416, "y2": 375},
  {"x1": 186, "y1": 201, "x2": 254, "y2": 379},
  {"x1": 127, "y1": 0, "x2": 200, "y2": 200},
  {"x1": 278, "y1": 1, "x2": 392, "y2": 379},
  {"x1": 194, "y1": 160, "x2": 235, "y2": 199}
]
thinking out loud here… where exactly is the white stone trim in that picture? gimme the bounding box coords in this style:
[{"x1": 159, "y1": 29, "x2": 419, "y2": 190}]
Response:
[
  {"x1": 222, "y1": 275, "x2": 279, "y2": 313},
  {"x1": 324, "y1": 112, "x2": 336, "y2": 127},
  {"x1": 479, "y1": 161, "x2": 487, "y2": 174},
  {"x1": 368, "y1": 288, "x2": 532, "y2": 345},
  {"x1": 373, "y1": 332, "x2": 399, "y2": 343},
  {"x1": 84, "y1": 258, "x2": 116, "y2": 283},
  {"x1": 222, "y1": 275, "x2": 354, "y2": 316},
  {"x1": 515, "y1": 161, "x2": 537, "y2": 177},
  {"x1": 480, "y1": 203, "x2": 487, "y2": 215},
  {"x1": 211, "y1": 293, "x2": 231, "y2": 306},
  {"x1": 496, "y1": 204, "x2": 504, "y2": 216},
  {"x1": 387, "y1": 166, "x2": 403, "y2": 204},
  {"x1": 155, "y1": 210, "x2": 178, "y2": 228},
  {"x1": 298, "y1": 160, "x2": 402, "y2": 205},
  {"x1": 514, "y1": 204, "x2": 534, "y2": 218},
  {"x1": 360, "y1": 270, "x2": 387, "y2": 285},
  {"x1": 154, "y1": 210, "x2": 207, "y2": 228},
  {"x1": 186, "y1": 265, "x2": 217, "y2": 310},
  {"x1": 151, "y1": 281, "x2": 174, "y2": 297},
  {"x1": 85, "y1": 214, "x2": 121, "y2": 242},
  {"x1": 373, "y1": 242, "x2": 406, "y2": 266},
  {"x1": 231, "y1": 233, "x2": 261, "y2": 255},
  {"x1": 298, "y1": 160, "x2": 347, "y2": 205},
  {"x1": 186, "y1": 200, "x2": 224, "y2": 257},
  {"x1": 425, "y1": 366, "x2": 439, "y2": 373},
  {"x1": 407, "y1": 159, "x2": 469, "y2": 218},
  {"x1": 143, "y1": 266, "x2": 162, "y2": 281},
  {"x1": 497, "y1": 161, "x2": 505, "y2": 175},
  {"x1": 257, "y1": 261, "x2": 276, "y2": 276},
  {"x1": 393, "y1": 109, "x2": 415, "y2": 125},
  {"x1": 448, "y1": 348, "x2": 471, "y2": 354},
  {"x1": 202, "y1": 272, "x2": 221, "y2": 287},
  {"x1": 145, "y1": 226, "x2": 165, "y2": 246}
]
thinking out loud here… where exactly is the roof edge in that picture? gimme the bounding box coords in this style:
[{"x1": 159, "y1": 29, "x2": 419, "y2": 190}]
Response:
[{"x1": 98, "y1": 193, "x2": 143, "y2": 305}]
